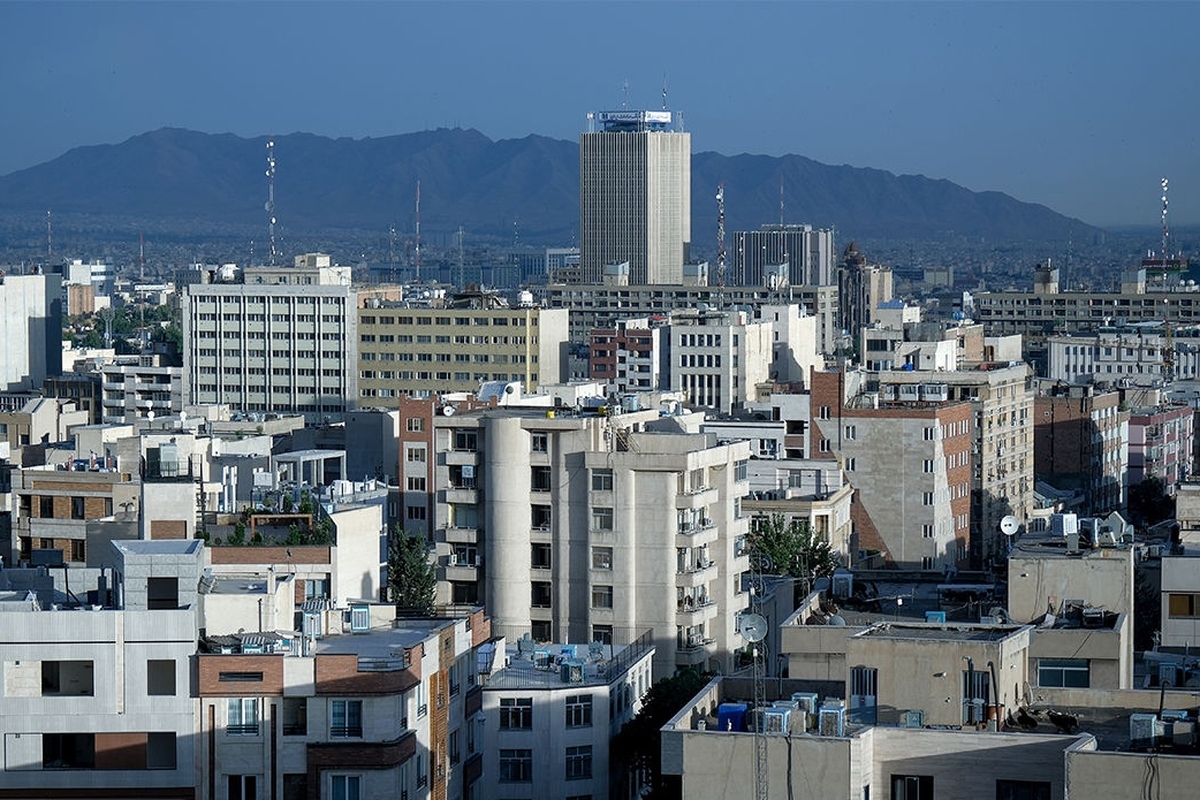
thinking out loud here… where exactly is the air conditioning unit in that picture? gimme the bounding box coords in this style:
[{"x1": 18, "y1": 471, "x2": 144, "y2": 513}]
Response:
[
  {"x1": 818, "y1": 703, "x2": 845, "y2": 737},
  {"x1": 1147, "y1": 544, "x2": 1164, "y2": 558},
  {"x1": 761, "y1": 707, "x2": 791, "y2": 735},
  {"x1": 448, "y1": 554, "x2": 459, "y2": 566},
  {"x1": 1130, "y1": 713, "x2": 1164, "y2": 749}
]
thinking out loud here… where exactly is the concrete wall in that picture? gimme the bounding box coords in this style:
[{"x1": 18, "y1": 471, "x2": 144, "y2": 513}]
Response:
[
  {"x1": 1007, "y1": 546, "x2": 1134, "y2": 623},
  {"x1": 1065, "y1": 748, "x2": 1200, "y2": 799}
]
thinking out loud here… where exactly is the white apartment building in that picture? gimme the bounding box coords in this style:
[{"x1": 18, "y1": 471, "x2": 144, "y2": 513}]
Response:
[
  {"x1": 0, "y1": 540, "x2": 201, "y2": 798},
  {"x1": 1047, "y1": 324, "x2": 1200, "y2": 386},
  {"x1": 99, "y1": 354, "x2": 184, "y2": 424},
  {"x1": 0, "y1": 271, "x2": 61, "y2": 392},
  {"x1": 579, "y1": 110, "x2": 690, "y2": 285},
  {"x1": 668, "y1": 309, "x2": 773, "y2": 415},
  {"x1": 432, "y1": 407, "x2": 753, "y2": 678},
  {"x1": 182, "y1": 257, "x2": 358, "y2": 422},
  {"x1": 481, "y1": 632, "x2": 655, "y2": 800}
]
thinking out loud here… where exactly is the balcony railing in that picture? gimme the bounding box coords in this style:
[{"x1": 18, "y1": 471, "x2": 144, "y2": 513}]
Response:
[{"x1": 330, "y1": 726, "x2": 363, "y2": 738}]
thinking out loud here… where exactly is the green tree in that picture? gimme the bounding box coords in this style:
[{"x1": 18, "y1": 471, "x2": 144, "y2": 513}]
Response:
[
  {"x1": 611, "y1": 668, "x2": 711, "y2": 799},
  {"x1": 387, "y1": 528, "x2": 436, "y2": 615},
  {"x1": 749, "y1": 512, "x2": 840, "y2": 581},
  {"x1": 1128, "y1": 476, "x2": 1175, "y2": 529}
]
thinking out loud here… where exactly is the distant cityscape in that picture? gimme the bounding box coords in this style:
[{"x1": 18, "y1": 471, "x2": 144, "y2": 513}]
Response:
[{"x1": 2, "y1": 108, "x2": 1200, "y2": 800}]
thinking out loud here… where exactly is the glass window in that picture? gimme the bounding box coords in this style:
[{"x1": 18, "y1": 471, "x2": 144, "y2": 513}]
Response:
[
  {"x1": 500, "y1": 697, "x2": 533, "y2": 729},
  {"x1": 331, "y1": 699, "x2": 363, "y2": 737},
  {"x1": 591, "y1": 546, "x2": 613, "y2": 570},
  {"x1": 591, "y1": 585, "x2": 613, "y2": 609},
  {"x1": 330, "y1": 775, "x2": 360, "y2": 800},
  {"x1": 227, "y1": 698, "x2": 259, "y2": 735},
  {"x1": 499, "y1": 748, "x2": 533, "y2": 782},
  {"x1": 591, "y1": 469, "x2": 613, "y2": 491},
  {"x1": 565, "y1": 694, "x2": 593, "y2": 728},
  {"x1": 565, "y1": 745, "x2": 592, "y2": 780},
  {"x1": 591, "y1": 507, "x2": 613, "y2": 530},
  {"x1": 1037, "y1": 659, "x2": 1089, "y2": 688}
]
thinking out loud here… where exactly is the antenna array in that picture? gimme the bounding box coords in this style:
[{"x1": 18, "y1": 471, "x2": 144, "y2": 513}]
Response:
[{"x1": 265, "y1": 140, "x2": 277, "y2": 266}]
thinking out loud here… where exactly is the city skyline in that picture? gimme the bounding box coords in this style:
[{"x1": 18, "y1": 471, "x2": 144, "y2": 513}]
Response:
[{"x1": 2, "y1": 1, "x2": 1198, "y2": 229}]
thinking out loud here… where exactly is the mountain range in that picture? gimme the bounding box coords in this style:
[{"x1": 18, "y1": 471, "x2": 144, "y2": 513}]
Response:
[{"x1": 0, "y1": 127, "x2": 1098, "y2": 247}]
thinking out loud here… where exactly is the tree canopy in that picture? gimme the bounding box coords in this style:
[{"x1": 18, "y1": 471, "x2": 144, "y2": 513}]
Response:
[
  {"x1": 611, "y1": 668, "x2": 711, "y2": 799},
  {"x1": 748, "y1": 513, "x2": 840, "y2": 580},
  {"x1": 387, "y1": 528, "x2": 436, "y2": 615}
]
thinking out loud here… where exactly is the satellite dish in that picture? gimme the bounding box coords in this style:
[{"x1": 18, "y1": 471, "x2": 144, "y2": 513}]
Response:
[
  {"x1": 1000, "y1": 516, "x2": 1020, "y2": 537},
  {"x1": 442, "y1": 405, "x2": 456, "y2": 416},
  {"x1": 738, "y1": 612, "x2": 768, "y2": 642},
  {"x1": 828, "y1": 614, "x2": 847, "y2": 627}
]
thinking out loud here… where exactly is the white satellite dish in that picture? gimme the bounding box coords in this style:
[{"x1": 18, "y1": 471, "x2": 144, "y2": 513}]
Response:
[
  {"x1": 999, "y1": 515, "x2": 1020, "y2": 537},
  {"x1": 738, "y1": 612, "x2": 768, "y2": 642},
  {"x1": 442, "y1": 405, "x2": 456, "y2": 416}
]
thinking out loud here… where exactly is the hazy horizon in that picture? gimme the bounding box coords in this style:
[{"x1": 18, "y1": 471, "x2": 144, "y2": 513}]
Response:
[{"x1": 3, "y1": 1, "x2": 1198, "y2": 228}]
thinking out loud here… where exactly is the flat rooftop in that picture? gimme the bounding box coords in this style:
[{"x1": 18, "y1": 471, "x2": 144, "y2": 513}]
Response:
[{"x1": 851, "y1": 622, "x2": 1028, "y2": 642}]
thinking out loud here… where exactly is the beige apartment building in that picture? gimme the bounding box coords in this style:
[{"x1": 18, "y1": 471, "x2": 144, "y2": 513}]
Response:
[
  {"x1": 431, "y1": 405, "x2": 752, "y2": 679},
  {"x1": 355, "y1": 302, "x2": 568, "y2": 405}
]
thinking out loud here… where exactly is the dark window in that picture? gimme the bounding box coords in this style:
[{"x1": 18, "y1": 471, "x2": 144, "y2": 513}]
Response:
[
  {"x1": 147, "y1": 660, "x2": 176, "y2": 696},
  {"x1": 228, "y1": 775, "x2": 258, "y2": 800},
  {"x1": 42, "y1": 660, "x2": 94, "y2": 697},
  {"x1": 891, "y1": 775, "x2": 933, "y2": 800},
  {"x1": 499, "y1": 697, "x2": 533, "y2": 729},
  {"x1": 331, "y1": 699, "x2": 363, "y2": 737},
  {"x1": 282, "y1": 698, "x2": 307, "y2": 736},
  {"x1": 219, "y1": 671, "x2": 264, "y2": 682},
  {"x1": 531, "y1": 582, "x2": 551, "y2": 608},
  {"x1": 43, "y1": 733, "x2": 95, "y2": 769},
  {"x1": 147, "y1": 732, "x2": 176, "y2": 770},
  {"x1": 499, "y1": 748, "x2": 533, "y2": 782},
  {"x1": 146, "y1": 577, "x2": 179, "y2": 610},
  {"x1": 996, "y1": 780, "x2": 1051, "y2": 800},
  {"x1": 282, "y1": 775, "x2": 308, "y2": 800},
  {"x1": 531, "y1": 543, "x2": 552, "y2": 569},
  {"x1": 565, "y1": 745, "x2": 592, "y2": 780}
]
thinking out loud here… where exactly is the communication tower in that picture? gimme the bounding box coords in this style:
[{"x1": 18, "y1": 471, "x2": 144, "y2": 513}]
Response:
[
  {"x1": 265, "y1": 140, "x2": 277, "y2": 266},
  {"x1": 414, "y1": 181, "x2": 421, "y2": 283},
  {"x1": 716, "y1": 183, "x2": 727, "y2": 287}
]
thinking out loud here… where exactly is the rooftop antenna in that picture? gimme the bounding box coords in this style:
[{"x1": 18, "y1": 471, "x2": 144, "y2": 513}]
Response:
[
  {"x1": 716, "y1": 183, "x2": 727, "y2": 287},
  {"x1": 457, "y1": 226, "x2": 465, "y2": 289},
  {"x1": 779, "y1": 175, "x2": 785, "y2": 225},
  {"x1": 414, "y1": 181, "x2": 421, "y2": 284},
  {"x1": 661, "y1": 75, "x2": 668, "y2": 110},
  {"x1": 265, "y1": 139, "x2": 277, "y2": 266},
  {"x1": 46, "y1": 209, "x2": 52, "y2": 264},
  {"x1": 139, "y1": 233, "x2": 146, "y2": 346},
  {"x1": 389, "y1": 224, "x2": 397, "y2": 284},
  {"x1": 1161, "y1": 176, "x2": 1171, "y2": 259},
  {"x1": 621, "y1": 79, "x2": 630, "y2": 109}
]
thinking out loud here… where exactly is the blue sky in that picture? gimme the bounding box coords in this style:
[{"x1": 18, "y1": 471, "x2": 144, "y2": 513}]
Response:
[{"x1": 2, "y1": 1, "x2": 1197, "y2": 227}]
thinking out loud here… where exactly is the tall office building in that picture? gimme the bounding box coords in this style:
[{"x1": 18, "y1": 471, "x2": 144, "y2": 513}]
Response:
[
  {"x1": 579, "y1": 110, "x2": 690, "y2": 285},
  {"x1": 0, "y1": 271, "x2": 62, "y2": 392},
  {"x1": 733, "y1": 224, "x2": 836, "y2": 288}
]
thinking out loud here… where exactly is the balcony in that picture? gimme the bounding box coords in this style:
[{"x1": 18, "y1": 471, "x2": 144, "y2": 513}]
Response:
[
  {"x1": 676, "y1": 596, "x2": 714, "y2": 616},
  {"x1": 442, "y1": 487, "x2": 477, "y2": 505},
  {"x1": 676, "y1": 637, "x2": 716, "y2": 667},
  {"x1": 442, "y1": 526, "x2": 479, "y2": 544},
  {"x1": 676, "y1": 487, "x2": 718, "y2": 510}
]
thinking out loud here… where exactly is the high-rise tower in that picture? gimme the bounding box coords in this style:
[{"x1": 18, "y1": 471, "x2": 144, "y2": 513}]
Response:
[{"x1": 579, "y1": 110, "x2": 691, "y2": 285}]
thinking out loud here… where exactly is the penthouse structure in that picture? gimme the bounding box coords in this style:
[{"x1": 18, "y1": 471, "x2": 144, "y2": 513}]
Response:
[{"x1": 579, "y1": 110, "x2": 690, "y2": 285}]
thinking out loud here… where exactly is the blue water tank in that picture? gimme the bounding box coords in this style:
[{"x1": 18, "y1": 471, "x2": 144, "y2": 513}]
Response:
[{"x1": 717, "y1": 703, "x2": 748, "y2": 732}]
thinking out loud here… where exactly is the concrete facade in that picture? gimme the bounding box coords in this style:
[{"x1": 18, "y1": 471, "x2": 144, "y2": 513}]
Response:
[
  {"x1": 432, "y1": 407, "x2": 752, "y2": 678},
  {"x1": 579, "y1": 117, "x2": 690, "y2": 286}
]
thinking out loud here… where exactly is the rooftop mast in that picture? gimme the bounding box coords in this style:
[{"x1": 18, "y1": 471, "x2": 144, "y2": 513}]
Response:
[
  {"x1": 716, "y1": 183, "x2": 727, "y2": 287},
  {"x1": 414, "y1": 181, "x2": 421, "y2": 283},
  {"x1": 266, "y1": 139, "x2": 277, "y2": 266}
]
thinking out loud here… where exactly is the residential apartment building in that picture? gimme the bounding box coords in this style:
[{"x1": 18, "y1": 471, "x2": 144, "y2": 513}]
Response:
[
  {"x1": 837, "y1": 242, "x2": 894, "y2": 338},
  {"x1": 667, "y1": 309, "x2": 773, "y2": 415},
  {"x1": 432, "y1": 406, "x2": 752, "y2": 678},
  {"x1": 1033, "y1": 383, "x2": 1128, "y2": 513},
  {"x1": 481, "y1": 631, "x2": 655, "y2": 800},
  {"x1": 804, "y1": 370, "x2": 975, "y2": 569},
  {"x1": 0, "y1": 540, "x2": 201, "y2": 798},
  {"x1": 1129, "y1": 403, "x2": 1194, "y2": 490},
  {"x1": 589, "y1": 317, "x2": 666, "y2": 396},
  {"x1": 579, "y1": 110, "x2": 690, "y2": 285},
  {"x1": 13, "y1": 464, "x2": 136, "y2": 566},
  {"x1": 182, "y1": 257, "x2": 364, "y2": 423},
  {"x1": 1047, "y1": 324, "x2": 1200, "y2": 387},
  {"x1": 878, "y1": 361, "x2": 1035, "y2": 568},
  {"x1": 197, "y1": 607, "x2": 492, "y2": 800},
  {"x1": 355, "y1": 300, "x2": 569, "y2": 405},
  {"x1": 533, "y1": 282, "x2": 841, "y2": 356},
  {"x1": 100, "y1": 354, "x2": 184, "y2": 424},
  {"x1": 732, "y1": 223, "x2": 836, "y2": 287}
]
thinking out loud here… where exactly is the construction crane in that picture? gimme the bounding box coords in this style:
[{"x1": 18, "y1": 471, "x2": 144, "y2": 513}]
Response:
[{"x1": 716, "y1": 183, "x2": 727, "y2": 287}]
